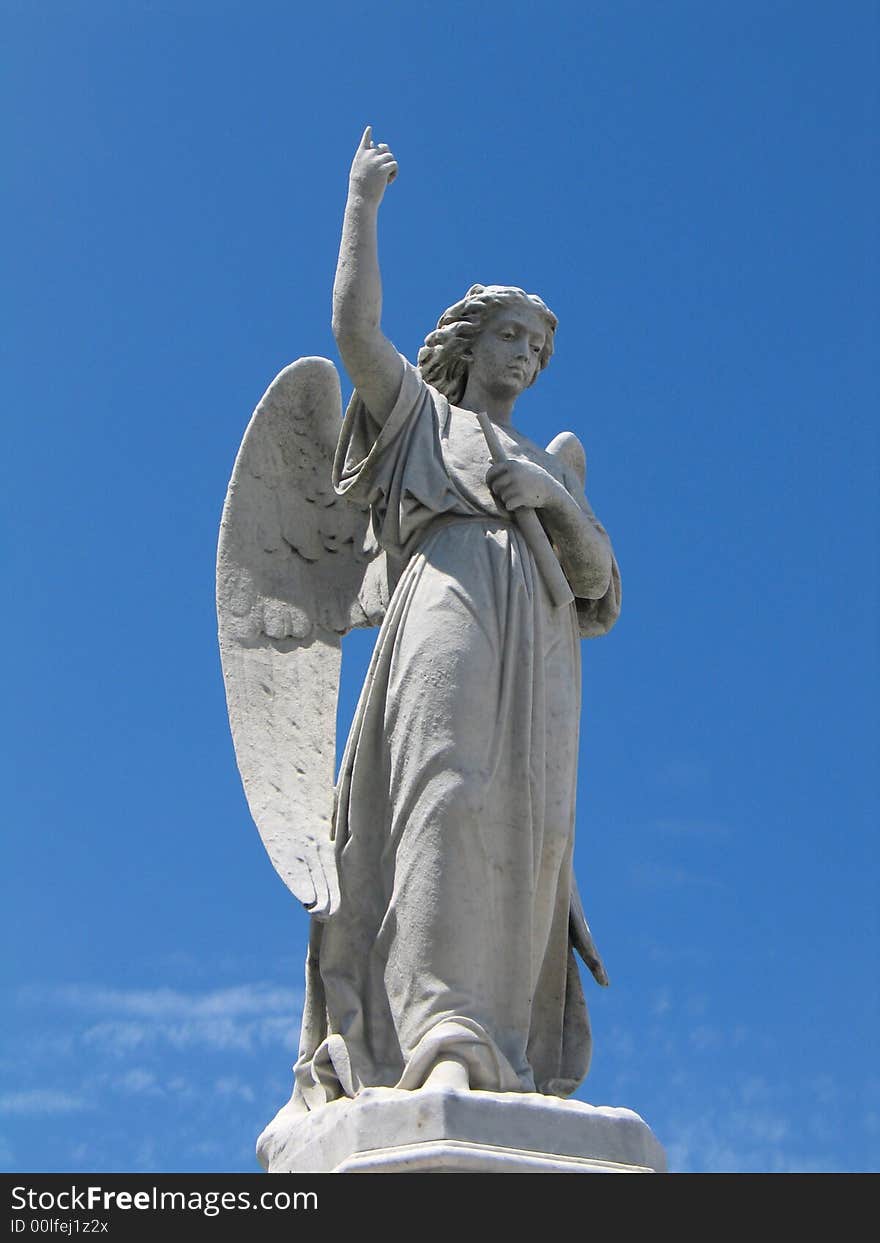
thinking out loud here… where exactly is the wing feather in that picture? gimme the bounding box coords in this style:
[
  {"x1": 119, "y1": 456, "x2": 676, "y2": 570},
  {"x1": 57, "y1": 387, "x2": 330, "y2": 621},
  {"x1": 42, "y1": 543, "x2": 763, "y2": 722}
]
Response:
[{"x1": 217, "y1": 357, "x2": 389, "y2": 917}]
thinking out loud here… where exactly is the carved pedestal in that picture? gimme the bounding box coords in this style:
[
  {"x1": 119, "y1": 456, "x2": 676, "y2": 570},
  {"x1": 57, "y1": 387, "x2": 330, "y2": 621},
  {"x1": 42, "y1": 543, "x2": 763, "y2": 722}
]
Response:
[{"x1": 257, "y1": 1087, "x2": 666, "y2": 1173}]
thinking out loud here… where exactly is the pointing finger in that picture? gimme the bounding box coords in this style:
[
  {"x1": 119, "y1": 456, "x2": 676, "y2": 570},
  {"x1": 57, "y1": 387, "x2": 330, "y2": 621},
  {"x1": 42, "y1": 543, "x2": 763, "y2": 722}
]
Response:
[{"x1": 359, "y1": 125, "x2": 372, "y2": 149}]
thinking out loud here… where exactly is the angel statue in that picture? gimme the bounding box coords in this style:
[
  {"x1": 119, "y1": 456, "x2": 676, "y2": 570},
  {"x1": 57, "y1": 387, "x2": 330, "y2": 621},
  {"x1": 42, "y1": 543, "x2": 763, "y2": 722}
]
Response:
[{"x1": 217, "y1": 128, "x2": 621, "y2": 1116}]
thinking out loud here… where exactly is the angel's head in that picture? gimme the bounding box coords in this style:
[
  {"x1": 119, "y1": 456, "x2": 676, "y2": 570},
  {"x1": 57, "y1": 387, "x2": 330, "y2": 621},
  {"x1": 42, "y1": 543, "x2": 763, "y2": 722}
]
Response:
[{"x1": 417, "y1": 284, "x2": 558, "y2": 406}]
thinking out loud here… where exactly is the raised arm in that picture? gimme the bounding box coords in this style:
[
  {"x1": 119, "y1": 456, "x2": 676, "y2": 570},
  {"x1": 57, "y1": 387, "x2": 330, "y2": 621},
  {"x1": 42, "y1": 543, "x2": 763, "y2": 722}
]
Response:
[{"x1": 332, "y1": 127, "x2": 404, "y2": 425}]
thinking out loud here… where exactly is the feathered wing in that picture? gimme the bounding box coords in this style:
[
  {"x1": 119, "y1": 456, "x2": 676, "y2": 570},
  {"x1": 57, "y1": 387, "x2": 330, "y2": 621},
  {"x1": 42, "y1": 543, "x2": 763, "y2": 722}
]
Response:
[
  {"x1": 217, "y1": 358, "x2": 392, "y2": 919},
  {"x1": 546, "y1": 430, "x2": 621, "y2": 639}
]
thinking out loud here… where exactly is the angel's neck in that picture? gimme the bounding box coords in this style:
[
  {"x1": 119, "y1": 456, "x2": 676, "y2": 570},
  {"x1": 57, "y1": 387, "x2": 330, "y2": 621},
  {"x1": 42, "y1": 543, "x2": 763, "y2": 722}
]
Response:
[{"x1": 459, "y1": 378, "x2": 517, "y2": 426}]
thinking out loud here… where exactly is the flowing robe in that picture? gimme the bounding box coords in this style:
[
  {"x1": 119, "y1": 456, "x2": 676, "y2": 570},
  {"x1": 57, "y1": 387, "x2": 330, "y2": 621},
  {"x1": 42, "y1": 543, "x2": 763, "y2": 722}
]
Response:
[{"x1": 293, "y1": 359, "x2": 621, "y2": 1107}]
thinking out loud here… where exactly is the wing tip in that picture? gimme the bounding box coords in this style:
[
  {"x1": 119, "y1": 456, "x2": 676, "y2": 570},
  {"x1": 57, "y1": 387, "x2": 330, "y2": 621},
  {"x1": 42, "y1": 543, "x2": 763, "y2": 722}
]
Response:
[{"x1": 546, "y1": 430, "x2": 586, "y2": 486}]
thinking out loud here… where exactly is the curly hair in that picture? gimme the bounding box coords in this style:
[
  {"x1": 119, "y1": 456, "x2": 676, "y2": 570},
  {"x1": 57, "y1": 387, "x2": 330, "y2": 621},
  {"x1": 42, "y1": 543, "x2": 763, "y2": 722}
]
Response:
[{"x1": 417, "y1": 284, "x2": 558, "y2": 405}]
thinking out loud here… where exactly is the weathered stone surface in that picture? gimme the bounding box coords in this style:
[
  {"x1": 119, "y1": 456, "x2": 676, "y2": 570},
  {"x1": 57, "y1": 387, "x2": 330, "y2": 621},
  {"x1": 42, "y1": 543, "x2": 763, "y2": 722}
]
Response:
[{"x1": 218, "y1": 128, "x2": 664, "y2": 1170}]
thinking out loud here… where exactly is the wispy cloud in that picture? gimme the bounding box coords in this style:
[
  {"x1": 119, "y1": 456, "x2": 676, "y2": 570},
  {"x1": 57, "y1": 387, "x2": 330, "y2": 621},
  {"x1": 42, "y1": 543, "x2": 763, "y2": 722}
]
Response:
[
  {"x1": 630, "y1": 860, "x2": 723, "y2": 890},
  {"x1": 2, "y1": 974, "x2": 305, "y2": 1172},
  {"x1": 113, "y1": 1069, "x2": 163, "y2": 1096},
  {"x1": 14, "y1": 984, "x2": 301, "y2": 1057},
  {"x1": 588, "y1": 1000, "x2": 871, "y2": 1172},
  {"x1": 689, "y1": 1024, "x2": 722, "y2": 1052},
  {"x1": 81, "y1": 1014, "x2": 296, "y2": 1056},
  {"x1": 0, "y1": 1090, "x2": 91, "y2": 1117},
  {"x1": 663, "y1": 1100, "x2": 838, "y2": 1174},
  {"x1": 30, "y1": 983, "x2": 298, "y2": 1020},
  {"x1": 215, "y1": 1076, "x2": 256, "y2": 1103}
]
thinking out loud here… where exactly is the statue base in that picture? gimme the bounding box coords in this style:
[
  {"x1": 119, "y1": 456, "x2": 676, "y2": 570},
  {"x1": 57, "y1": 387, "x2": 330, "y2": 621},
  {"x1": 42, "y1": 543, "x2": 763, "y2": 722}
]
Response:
[{"x1": 257, "y1": 1087, "x2": 666, "y2": 1173}]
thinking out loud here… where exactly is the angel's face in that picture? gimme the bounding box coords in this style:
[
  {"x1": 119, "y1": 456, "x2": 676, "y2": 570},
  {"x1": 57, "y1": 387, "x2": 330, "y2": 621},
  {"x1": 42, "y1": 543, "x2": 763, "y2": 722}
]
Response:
[{"x1": 467, "y1": 305, "x2": 547, "y2": 401}]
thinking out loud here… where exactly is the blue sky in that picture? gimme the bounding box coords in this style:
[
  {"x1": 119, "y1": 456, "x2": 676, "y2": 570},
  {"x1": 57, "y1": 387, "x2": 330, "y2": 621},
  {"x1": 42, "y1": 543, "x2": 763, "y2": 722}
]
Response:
[{"x1": 2, "y1": 0, "x2": 877, "y2": 1173}]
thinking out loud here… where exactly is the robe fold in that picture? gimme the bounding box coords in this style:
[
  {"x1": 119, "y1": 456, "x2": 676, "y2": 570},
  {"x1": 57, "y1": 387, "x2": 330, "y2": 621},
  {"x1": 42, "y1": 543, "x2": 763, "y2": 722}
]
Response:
[{"x1": 292, "y1": 358, "x2": 621, "y2": 1108}]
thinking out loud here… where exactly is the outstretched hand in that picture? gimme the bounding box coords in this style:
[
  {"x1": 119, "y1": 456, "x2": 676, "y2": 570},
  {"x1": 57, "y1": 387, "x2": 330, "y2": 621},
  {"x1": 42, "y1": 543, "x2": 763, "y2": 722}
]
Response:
[{"x1": 349, "y1": 125, "x2": 398, "y2": 206}]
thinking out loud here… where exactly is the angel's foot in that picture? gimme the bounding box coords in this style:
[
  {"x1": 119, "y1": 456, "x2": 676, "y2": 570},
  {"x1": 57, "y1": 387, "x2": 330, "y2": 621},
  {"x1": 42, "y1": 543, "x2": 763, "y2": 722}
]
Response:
[{"x1": 423, "y1": 1056, "x2": 470, "y2": 1091}]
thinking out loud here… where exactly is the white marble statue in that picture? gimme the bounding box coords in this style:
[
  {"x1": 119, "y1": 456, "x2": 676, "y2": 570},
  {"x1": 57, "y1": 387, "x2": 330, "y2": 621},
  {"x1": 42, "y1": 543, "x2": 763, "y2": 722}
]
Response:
[{"x1": 217, "y1": 128, "x2": 622, "y2": 1116}]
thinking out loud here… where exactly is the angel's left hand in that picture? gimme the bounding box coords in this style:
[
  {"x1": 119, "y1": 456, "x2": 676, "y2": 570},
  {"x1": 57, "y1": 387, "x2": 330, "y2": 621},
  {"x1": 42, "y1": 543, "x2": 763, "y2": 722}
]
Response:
[{"x1": 486, "y1": 459, "x2": 562, "y2": 512}]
